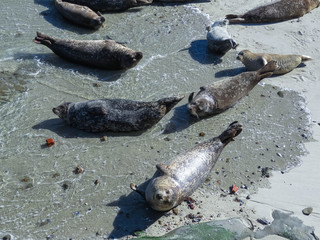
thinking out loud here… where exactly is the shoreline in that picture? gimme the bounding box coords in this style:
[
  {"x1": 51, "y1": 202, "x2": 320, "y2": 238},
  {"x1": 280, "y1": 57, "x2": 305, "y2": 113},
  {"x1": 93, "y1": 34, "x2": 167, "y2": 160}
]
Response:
[{"x1": 194, "y1": 0, "x2": 320, "y2": 235}]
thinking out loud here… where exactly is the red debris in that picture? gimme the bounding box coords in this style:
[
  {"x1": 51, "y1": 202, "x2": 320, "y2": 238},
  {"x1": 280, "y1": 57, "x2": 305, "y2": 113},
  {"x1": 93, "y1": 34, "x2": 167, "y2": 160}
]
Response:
[
  {"x1": 46, "y1": 138, "x2": 55, "y2": 147},
  {"x1": 231, "y1": 184, "x2": 239, "y2": 194}
]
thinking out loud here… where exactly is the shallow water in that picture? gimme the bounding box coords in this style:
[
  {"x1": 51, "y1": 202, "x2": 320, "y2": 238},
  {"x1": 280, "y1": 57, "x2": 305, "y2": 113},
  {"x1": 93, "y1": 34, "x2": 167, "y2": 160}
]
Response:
[{"x1": 0, "y1": 1, "x2": 311, "y2": 239}]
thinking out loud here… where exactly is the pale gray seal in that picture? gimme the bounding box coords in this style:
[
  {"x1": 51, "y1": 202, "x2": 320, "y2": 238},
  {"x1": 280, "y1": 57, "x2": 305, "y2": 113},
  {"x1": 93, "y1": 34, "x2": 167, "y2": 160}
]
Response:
[
  {"x1": 33, "y1": 32, "x2": 143, "y2": 70},
  {"x1": 237, "y1": 50, "x2": 312, "y2": 75},
  {"x1": 54, "y1": 0, "x2": 105, "y2": 29},
  {"x1": 206, "y1": 19, "x2": 238, "y2": 55},
  {"x1": 130, "y1": 121, "x2": 242, "y2": 211},
  {"x1": 62, "y1": 0, "x2": 153, "y2": 12},
  {"x1": 226, "y1": 0, "x2": 320, "y2": 24},
  {"x1": 52, "y1": 96, "x2": 184, "y2": 132},
  {"x1": 237, "y1": 50, "x2": 312, "y2": 74},
  {"x1": 188, "y1": 61, "x2": 277, "y2": 118}
]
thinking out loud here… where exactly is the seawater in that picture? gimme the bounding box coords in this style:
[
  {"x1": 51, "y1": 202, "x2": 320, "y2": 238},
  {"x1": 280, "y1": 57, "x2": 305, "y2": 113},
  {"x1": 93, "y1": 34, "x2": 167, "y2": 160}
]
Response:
[{"x1": 0, "y1": 1, "x2": 311, "y2": 239}]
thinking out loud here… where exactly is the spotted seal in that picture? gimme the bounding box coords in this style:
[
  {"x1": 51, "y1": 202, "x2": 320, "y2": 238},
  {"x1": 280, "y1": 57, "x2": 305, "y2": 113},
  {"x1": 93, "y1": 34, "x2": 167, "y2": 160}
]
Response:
[
  {"x1": 33, "y1": 32, "x2": 143, "y2": 70},
  {"x1": 226, "y1": 0, "x2": 320, "y2": 24},
  {"x1": 130, "y1": 121, "x2": 242, "y2": 211},
  {"x1": 237, "y1": 50, "x2": 312, "y2": 75},
  {"x1": 188, "y1": 61, "x2": 277, "y2": 118},
  {"x1": 62, "y1": 0, "x2": 153, "y2": 12},
  {"x1": 206, "y1": 19, "x2": 238, "y2": 55},
  {"x1": 52, "y1": 96, "x2": 184, "y2": 132},
  {"x1": 54, "y1": 0, "x2": 105, "y2": 29}
]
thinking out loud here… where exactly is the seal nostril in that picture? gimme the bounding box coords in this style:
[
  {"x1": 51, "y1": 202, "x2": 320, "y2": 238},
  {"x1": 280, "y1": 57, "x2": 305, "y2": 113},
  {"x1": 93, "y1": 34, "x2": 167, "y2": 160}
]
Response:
[{"x1": 156, "y1": 194, "x2": 163, "y2": 200}]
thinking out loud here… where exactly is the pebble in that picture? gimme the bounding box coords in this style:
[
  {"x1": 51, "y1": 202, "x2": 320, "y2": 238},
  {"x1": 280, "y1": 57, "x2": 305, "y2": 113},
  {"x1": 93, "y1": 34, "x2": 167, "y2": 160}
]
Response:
[
  {"x1": 302, "y1": 207, "x2": 313, "y2": 216},
  {"x1": 199, "y1": 132, "x2": 206, "y2": 137},
  {"x1": 3, "y1": 235, "x2": 11, "y2": 240},
  {"x1": 277, "y1": 91, "x2": 284, "y2": 98},
  {"x1": 74, "y1": 166, "x2": 84, "y2": 174},
  {"x1": 100, "y1": 136, "x2": 108, "y2": 142}
]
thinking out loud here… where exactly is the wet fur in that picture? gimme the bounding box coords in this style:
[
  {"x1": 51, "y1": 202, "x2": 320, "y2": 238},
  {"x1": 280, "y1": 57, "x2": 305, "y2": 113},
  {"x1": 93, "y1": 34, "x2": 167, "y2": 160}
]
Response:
[
  {"x1": 226, "y1": 0, "x2": 320, "y2": 23},
  {"x1": 55, "y1": 0, "x2": 105, "y2": 29},
  {"x1": 52, "y1": 96, "x2": 184, "y2": 132},
  {"x1": 62, "y1": 0, "x2": 153, "y2": 12},
  {"x1": 237, "y1": 50, "x2": 312, "y2": 74},
  {"x1": 188, "y1": 61, "x2": 277, "y2": 118},
  {"x1": 33, "y1": 32, "x2": 143, "y2": 70}
]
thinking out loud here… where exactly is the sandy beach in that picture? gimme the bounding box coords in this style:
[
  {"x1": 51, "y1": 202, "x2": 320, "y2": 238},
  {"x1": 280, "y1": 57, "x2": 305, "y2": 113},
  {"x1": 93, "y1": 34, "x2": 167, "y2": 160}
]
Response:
[
  {"x1": 143, "y1": 0, "x2": 320, "y2": 238},
  {"x1": 195, "y1": 0, "x2": 320, "y2": 236},
  {"x1": 0, "y1": 0, "x2": 319, "y2": 239}
]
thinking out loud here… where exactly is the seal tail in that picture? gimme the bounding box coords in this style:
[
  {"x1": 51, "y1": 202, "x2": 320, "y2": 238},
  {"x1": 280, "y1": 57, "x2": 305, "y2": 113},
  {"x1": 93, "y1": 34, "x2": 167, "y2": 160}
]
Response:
[
  {"x1": 257, "y1": 60, "x2": 277, "y2": 80},
  {"x1": 158, "y1": 95, "x2": 184, "y2": 114},
  {"x1": 219, "y1": 121, "x2": 242, "y2": 145},
  {"x1": 225, "y1": 15, "x2": 246, "y2": 23},
  {"x1": 33, "y1": 32, "x2": 55, "y2": 47},
  {"x1": 301, "y1": 55, "x2": 312, "y2": 62}
]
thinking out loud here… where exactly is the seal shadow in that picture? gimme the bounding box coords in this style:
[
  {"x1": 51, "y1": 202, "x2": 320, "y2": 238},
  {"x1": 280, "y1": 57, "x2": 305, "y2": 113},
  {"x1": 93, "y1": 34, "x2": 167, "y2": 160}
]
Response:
[
  {"x1": 163, "y1": 103, "x2": 199, "y2": 134},
  {"x1": 33, "y1": 118, "x2": 146, "y2": 138},
  {"x1": 214, "y1": 66, "x2": 246, "y2": 78},
  {"x1": 186, "y1": 39, "x2": 223, "y2": 65},
  {"x1": 14, "y1": 52, "x2": 125, "y2": 82},
  {"x1": 106, "y1": 179, "x2": 165, "y2": 238},
  {"x1": 34, "y1": 0, "x2": 102, "y2": 34}
]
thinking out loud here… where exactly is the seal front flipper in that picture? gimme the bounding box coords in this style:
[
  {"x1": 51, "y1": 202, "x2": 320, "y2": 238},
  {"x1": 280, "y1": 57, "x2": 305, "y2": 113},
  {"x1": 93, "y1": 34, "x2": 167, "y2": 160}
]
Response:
[
  {"x1": 87, "y1": 106, "x2": 107, "y2": 116},
  {"x1": 130, "y1": 183, "x2": 146, "y2": 200}
]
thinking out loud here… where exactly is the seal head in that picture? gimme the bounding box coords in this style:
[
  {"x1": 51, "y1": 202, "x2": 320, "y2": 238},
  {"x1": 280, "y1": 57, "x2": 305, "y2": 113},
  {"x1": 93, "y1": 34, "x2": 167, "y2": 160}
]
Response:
[
  {"x1": 52, "y1": 102, "x2": 71, "y2": 120},
  {"x1": 145, "y1": 176, "x2": 181, "y2": 211},
  {"x1": 188, "y1": 90, "x2": 216, "y2": 118}
]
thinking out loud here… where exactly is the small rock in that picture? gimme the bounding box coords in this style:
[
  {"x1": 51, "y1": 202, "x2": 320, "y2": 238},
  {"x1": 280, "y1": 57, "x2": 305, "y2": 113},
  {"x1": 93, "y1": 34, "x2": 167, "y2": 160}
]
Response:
[
  {"x1": 257, "y1": 218, "x2": 271, "y2": 225},
  {"x1": 172, "y1": 208, "x2": 179, "y2": 215},
  {"x1": 302, "y1": 207, "x2": 313, "y2": 216},
  {"x1": 164, "y1": 137, "x2": 171, "y2": 141},
  {"x1": 100, "y1": 136, "x2": 107, "y2": 142},
  {"x1": 3, "y1": 235, "x2": 12, "y2": 240},
  {"x1": 277, "y1": 91, "x2": 284, "y2": 98},
  {"x1": 199, "y1": 132, "x2": 206, "y2": 137},
  {"x1": 74, "y1": 166, "x2": 84, "y2": 174},
  {"x1": 93, "y1": 82, "x2": 101, "y2": 87}
]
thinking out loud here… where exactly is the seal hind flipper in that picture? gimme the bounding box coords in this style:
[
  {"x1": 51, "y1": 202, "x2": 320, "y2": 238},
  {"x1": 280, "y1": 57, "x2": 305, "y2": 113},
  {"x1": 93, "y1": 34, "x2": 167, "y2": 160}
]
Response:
[
  {"x1": 219, "y1": 121, "x2": 242, "y2": 145},
  {"x1": 157, "y1": 96, "x2": 184, "y2": 114},
  {"x1": 225, "y1": 15, "x2": 246, "y2": 23},
  {"x1": 33, "y1": 32, "x2": 55, "y2": 46},
  {"x1": 301, "y1": 55, "x2": 312, "y2": 62}
]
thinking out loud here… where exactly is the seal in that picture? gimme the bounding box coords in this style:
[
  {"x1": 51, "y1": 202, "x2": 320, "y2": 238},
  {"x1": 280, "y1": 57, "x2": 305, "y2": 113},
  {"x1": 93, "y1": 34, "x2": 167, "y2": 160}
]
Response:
[
  {"x1": 226, "y1": 0, "x2": 320, "y2": 24},
  {"x1": 62, "y1": 0, "x2": 153, "y2": 12},
  {"x1": 188, "y1": 61, "x2": 277, "y2": 118},
  {"x1": 52, "y1": 96, "x2": 184, "y2": 132},
  {"x1": 206, "y1": 19, "x2": 238, "y2": 55},
  {"x1": 54, "y1": 0, "x2": 105, "y2": 29},
  {"x1": 130, "y1": 121, "x2": 242, "y2": 211},
  {"x1": 237, "y1": 50, "x2": 312, "y2": 75},
  {"x1": 33, "y1": 32, "x2": 143, "y2": 70}
]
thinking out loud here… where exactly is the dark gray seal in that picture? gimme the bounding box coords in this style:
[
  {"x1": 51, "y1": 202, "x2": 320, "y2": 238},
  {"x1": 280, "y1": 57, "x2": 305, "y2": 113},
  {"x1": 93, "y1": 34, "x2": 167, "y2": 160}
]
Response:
[
  {"x1": 33, "y1": 32, "x2": 143, "y2": 70},
  {"x1": 62, "y1": 0, "x2": 153, "y2": 12},
  {"x1": 55, "y1": 0, "x2": 105, "y2": 29},
  {"x1": 237, "y1": 50, "x2": 312, "y2": 75},
  {"x1": 206, "y1": 19, "x2": 238, "y2": 55},
  {"x1": 188, "y1": 61, "x2": 277, "y2": 118},
  {"x1": 130, "y1": 121, "x2": 242, "y2": 211},
  {"x1": 226, "y1": 0, "x2": 320, "y2": 24},
  {"x1": 52, "y1": 96, "x2": 184, "y2": 132}
]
